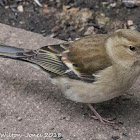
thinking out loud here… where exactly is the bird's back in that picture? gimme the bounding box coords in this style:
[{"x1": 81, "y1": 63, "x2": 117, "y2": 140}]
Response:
[{"x1": 67, "y1": 34, "x2": 112, "y2": 73}]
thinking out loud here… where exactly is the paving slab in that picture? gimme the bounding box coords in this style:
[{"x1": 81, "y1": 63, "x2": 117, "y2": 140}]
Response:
[{"x1": 0, "y1": 23, "x2": 140, "y2": 140}]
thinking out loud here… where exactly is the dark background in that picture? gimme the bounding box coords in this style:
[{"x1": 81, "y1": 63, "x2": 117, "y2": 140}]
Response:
[{"x1": 0, "y1": 0, "x2": 140, "y2": 41}]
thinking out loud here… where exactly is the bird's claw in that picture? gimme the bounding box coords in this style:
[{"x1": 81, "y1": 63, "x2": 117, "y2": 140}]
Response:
[{"x1": 91, "y1": 115, "x2": 117, "y2": 125}]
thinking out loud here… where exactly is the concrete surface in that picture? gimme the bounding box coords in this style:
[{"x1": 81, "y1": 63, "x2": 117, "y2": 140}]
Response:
[{"x1": 0, "y1": 23, "x2": 140, "y2": 140}]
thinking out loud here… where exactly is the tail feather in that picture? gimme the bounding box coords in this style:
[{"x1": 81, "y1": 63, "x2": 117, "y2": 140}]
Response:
[
  {"x1": 0, "y1": 44, "x2": 70, "y2": 76},
  {"x1": 0, "y1": 45, "x2": 25, "y2": 58}
]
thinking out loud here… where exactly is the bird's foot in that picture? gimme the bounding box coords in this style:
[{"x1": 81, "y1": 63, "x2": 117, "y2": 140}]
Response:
[
  {"x1": 87, "y1": 103, "x2": 117, "y2": 125},
  {"x1": 91, "y1": 115, "x2": 116, "y2": 125}
]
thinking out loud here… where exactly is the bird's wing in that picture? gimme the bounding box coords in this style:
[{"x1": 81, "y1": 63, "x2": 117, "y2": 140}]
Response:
[
  {"x1": 0, "y1": 34, "x2": 112, "y2": 83},
  {"x1": 25, "y1": 34, "x2": 112, "y2": 82},
  {"x1": 64, "y1": 34, "x2": 112, "y2": 74}
]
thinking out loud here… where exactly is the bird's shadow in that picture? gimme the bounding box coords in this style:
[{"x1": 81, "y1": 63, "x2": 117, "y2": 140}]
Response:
[{"x1": 2, "y1": 73, "x2": 140, "y2": 126}]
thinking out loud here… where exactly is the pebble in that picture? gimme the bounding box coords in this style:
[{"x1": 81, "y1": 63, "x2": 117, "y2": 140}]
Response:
[
  {"x1": 111, "y1": 135, "x2": 120, "y2": 140},
  {"x1": 5, "y1": 6, "x2": 9, "y2": 9},
  {"x1": 17, "y1": 5, "x2": 24, "y2": 12},
  {"x1": 84, "y1": 26, "x2": 95, "y2": 36},
  {"x1": 65, "y1": 116, "x2": 71, "y2": 121},
  {"x1": 41, "y1": 28, "x2": 46, "y2": 33},
  {"x1": 34, "y1": 0, "x2": 43, "y2": 7},
  {"x1": 127, "y1": 20, "x2": 136, "y2": 30},
  {"x1": 17, "y1": 117, "x2": 22, "y2": 121},
  {"x1": 122, "y1": 133, "x2": 130, "y2": 138},
  {"x1": 51, "y1": 25, "x2": 60, "y2": 32},
  {"x1": 95, "y1": 13, "x2": 110, "y2": 28},
  {"x1": 127, "y1": 20, "x2": 133, "y2": 26},
  {"x1": 19, "y1": 21, "x2": 25, "y2": 24},
  {"x1": 129, "y1": 25, "x2": 136, "y2": 30},
  {"x1": 108, "y1": 2, "x2": 117, "y2": 8},
  {"x1": 122, "y1": 0, "x2": 138, "y2": 8}
]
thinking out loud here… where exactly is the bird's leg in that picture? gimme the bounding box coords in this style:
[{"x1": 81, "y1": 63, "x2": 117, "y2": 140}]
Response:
[{"x1": 87, "y1": 103, "x2": 116, "y2": 124}]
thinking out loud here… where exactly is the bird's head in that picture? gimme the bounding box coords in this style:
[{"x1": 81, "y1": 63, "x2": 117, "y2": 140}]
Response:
[{"x1": 106, "y1": 29, "x2": 140, "y2": 69}]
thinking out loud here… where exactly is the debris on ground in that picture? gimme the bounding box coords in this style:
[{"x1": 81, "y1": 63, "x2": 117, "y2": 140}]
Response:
[
  {"x1": 0, "y1": 0, "x2": 139, "y2": 41},
  {"x1": 122, "y1": 0, "x2": 140, "y2": 8}
]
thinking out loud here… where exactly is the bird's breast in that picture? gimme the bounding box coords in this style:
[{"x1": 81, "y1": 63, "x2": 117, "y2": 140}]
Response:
[{"x1": 52, "y1": 66, "x2": 139, "y2": 104}]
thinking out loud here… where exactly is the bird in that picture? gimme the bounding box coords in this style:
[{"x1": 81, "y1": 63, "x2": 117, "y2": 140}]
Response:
[{"x1": 0, "y1": 29, "x2": 140, "y2": 124}]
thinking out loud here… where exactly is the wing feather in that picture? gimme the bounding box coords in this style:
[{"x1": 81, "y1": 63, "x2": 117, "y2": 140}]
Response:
[
  {"x1": 24, "y1": 35, "x2": 111, "y2": 82},
  {"x1": 0, "y1": 34, "x2": 112, "y2": 83}
]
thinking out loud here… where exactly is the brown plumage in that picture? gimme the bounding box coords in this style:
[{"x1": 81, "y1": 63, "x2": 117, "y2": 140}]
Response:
[{"x1": 67, "y1": 34, "x2": 112, "y2": 73}]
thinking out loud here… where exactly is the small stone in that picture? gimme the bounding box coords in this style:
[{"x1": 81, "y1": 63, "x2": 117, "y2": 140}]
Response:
[
  {"x1": 122, "y1": 133, "x2": 130, "y2": 138},
  {"x1": 80, "y1": 8, "x2": 93, "y2": 22},
  {"x1": 111, "y1": 135, "x2": 120, "y2": 140},
  {"x1": 17, "y1": 5, "x2": 24, "y2": 12},
  {"x1": 102, "y1": 2, "x2": 108, "y2": 6},
  {"x1": 122, "y1": 0, "x2": 138, "y2": 8},
  {"x1": 129, "y1": 25, "x2": 136, "y2": 30},
  {"x1": 50, "y1": 127, "x2": 54, "y2": 130},
  {"x1": 63, "y1": 5, "x2": 67, "y2": 11},
  {"x1": 68, "y1": 7, "x2": 80, "y2": 15},
  {"x1": 41, "y1": 28, "x2": 46, "y2": 33},
  {"x1": 65, "y1": 116, "x2": 71, "y2": 121},
  {"x1": 43, "y1": 4, "x2": 48, "y2": 13},
  {"x1": 43, "y1": 4, "x2": 48, "y2": 8},
  {"x1": 84, "y1": 26, "x2": 95, "y2": 35},
  {"x1": 49, "y1": 33, "x2": 56, "y2": 38},
  {"x1": 127, "y1": 20, "x2": 133, "y2": 26},
  {"x1": 100, "y1": 13, "x2": 105, "y2": 17},
  {"x1": 51, "y1": 25, "x2": 60, "y2": 32},
  {"x1": 17, "y1": 117, "x2": 22, "y2": 121},
  {"x1": 34, "y1": 0, "x2": 43, "y2": 7},
  {"x1": 109, "y1": 2, "x2": 117, "y2": 8},
  {"x1": 5, "y1": 6, "x2": 9, "y2": 9},
  {"x1": 95, "y1": 14, "x2": 110, "y2": 28},
  {"x1": 19, "y1": 21, "x2": 25, "y2": 24}
]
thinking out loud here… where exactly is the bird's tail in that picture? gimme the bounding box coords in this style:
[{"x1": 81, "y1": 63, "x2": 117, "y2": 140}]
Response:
[
  {"x1": 0, "y1": 44, "x2": 70, "y2": 77},
  {"x1": 0, "y1": 44, "x2": 33, "y2": 61}
]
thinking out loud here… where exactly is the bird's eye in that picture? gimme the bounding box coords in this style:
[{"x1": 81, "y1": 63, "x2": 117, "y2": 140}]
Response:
[{"x1": 129, "y1": 46, "x2": 135, "y2": 51}]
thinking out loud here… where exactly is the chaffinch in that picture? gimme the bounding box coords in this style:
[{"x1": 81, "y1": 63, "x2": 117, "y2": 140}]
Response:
[{"x1": 0, "y1": 29, "x2": 140, "y2": 124}]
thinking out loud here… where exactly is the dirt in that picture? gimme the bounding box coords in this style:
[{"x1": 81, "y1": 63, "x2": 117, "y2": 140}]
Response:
[{"x1": 0, "y1": 0, "x2": 140, "y2": 41}]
